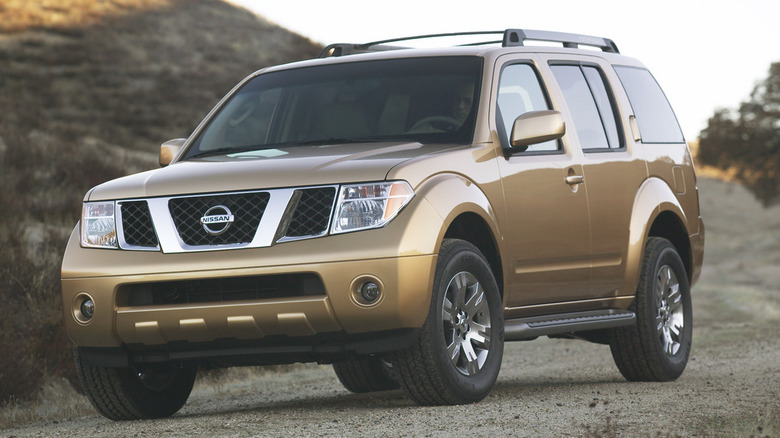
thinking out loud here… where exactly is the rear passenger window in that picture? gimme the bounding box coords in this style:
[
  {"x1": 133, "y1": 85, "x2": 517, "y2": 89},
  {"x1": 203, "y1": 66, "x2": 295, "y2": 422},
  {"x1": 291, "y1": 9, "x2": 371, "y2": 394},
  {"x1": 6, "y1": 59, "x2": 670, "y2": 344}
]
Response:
[
  {"x1": 550, "y1": 64, "x2": 622, "y2": 150},
  {"x1": 497, "y1": 63, "x2": 558, "y2": 152},
  {"x1": 614, "y1": 66, "x2": 684, "y2": 143}
]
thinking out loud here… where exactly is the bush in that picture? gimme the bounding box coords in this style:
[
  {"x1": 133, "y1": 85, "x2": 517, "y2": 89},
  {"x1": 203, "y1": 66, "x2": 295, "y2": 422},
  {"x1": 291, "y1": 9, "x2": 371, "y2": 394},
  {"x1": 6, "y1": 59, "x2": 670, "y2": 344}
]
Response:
[
  {"x1": 698, "y1": 62, "x2": 780, "y2": 206},
  {"x1": 0, "y1": 224, "x2": 79, "y2": 401}
]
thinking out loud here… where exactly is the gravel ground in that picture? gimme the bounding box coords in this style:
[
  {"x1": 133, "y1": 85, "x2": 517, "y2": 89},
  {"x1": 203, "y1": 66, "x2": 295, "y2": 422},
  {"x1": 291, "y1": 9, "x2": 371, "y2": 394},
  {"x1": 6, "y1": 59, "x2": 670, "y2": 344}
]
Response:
[{"x1": 3, "y1": 178, "x2": 779, "y2": 437}]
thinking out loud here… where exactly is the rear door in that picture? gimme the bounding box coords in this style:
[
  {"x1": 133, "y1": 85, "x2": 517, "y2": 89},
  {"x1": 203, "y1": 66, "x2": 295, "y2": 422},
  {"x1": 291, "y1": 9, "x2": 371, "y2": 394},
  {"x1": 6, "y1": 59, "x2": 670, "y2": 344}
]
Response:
[{"x1": 548, "y1": 58, "x2": 647, "y2": 299}]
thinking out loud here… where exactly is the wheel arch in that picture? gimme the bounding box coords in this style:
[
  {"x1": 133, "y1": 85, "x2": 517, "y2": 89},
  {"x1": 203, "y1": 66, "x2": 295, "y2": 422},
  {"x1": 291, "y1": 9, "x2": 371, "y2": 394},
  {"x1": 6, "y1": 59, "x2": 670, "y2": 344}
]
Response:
[
  {"x1": 623, "y1": 178, "x2": 696, "y2": 294},
  {"x1": 648, "y1": 211, "x2": 693, "y2": 284},
  {"x1": 443, "y1": 212, "x2": 504, "y2": 299},
  {"x1": 416, "y1": 174, "x2": 504, "y2": 298}
]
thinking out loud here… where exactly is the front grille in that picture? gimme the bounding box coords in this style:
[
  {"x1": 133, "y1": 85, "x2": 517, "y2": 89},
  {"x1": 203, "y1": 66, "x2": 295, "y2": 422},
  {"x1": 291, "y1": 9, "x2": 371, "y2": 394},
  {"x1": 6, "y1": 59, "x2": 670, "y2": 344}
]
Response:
[
  {"x1": 169, "y1": 192, "x2": 270, "y2": 246},
  {"x1": 113, "y1": 185, "x2": 336, "y2": 253},
  {"x1": 118, "y1": 274, "x2": 326, "y2": 306},
  {"x1": 284, "y1": 187, "x2": 336, "y2": 238},
  {"x1": 120, "y1": 201, "x2": 158, "y2": 247}
]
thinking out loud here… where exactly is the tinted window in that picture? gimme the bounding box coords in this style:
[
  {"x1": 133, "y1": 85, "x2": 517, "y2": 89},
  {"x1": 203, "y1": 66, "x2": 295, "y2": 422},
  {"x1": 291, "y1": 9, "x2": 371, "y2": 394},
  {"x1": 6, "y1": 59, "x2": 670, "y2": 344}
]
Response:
[
  {"x1": 551, "y1": 65, "x2": 621, "y2": 150},
  {"x1": 582, "y1": 66, "x2": 621, "y2": 149},
  {"x1": 183, "y1": 57, "x2": 483, "y2": 160},
  {"x1": 497, "y1": 63, "x2": 557, "y2": 152},
  {"x1": 615, "y1": 66, "x2": 684, "y2": 143}
]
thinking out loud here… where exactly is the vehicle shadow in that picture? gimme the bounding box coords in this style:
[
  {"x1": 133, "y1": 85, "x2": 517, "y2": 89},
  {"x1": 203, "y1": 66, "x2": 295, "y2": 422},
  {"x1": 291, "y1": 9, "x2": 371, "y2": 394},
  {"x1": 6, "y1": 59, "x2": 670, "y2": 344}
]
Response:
[{"x1": 176, "y1": 373, "x2": 630, "y2": 420}]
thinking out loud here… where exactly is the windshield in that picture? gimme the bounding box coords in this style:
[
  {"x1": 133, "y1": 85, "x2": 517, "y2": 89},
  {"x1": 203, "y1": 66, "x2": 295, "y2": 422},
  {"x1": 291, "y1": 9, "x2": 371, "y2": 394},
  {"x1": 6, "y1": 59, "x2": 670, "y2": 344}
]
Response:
[{"x1": 182, "y1": 56, "x2": 483, "y2": 160}]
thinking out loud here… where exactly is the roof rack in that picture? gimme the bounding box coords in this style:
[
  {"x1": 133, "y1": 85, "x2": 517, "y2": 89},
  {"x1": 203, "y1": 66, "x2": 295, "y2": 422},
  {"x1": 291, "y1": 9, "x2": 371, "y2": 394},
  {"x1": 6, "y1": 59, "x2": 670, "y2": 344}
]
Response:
[{"x1": 318, "y1": 29, "x2": 619, "y2": 58}]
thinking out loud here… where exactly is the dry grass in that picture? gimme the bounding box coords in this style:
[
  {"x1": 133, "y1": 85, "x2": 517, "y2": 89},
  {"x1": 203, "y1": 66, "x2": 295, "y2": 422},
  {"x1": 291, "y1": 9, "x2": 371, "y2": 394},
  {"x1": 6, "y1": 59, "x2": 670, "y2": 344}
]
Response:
[
  {"x1": 0, "y1": 0, "x2": 173, "y2": 33},
  {"x1": 0, "y1": 379, "x2": 94, "y2": 428}
]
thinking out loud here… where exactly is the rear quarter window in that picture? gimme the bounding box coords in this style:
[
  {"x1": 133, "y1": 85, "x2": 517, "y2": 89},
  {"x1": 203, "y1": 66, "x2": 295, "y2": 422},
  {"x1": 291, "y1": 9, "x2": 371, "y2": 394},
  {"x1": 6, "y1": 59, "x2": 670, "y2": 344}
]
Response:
[{"x1": 614, "y1": 66, "x2": 684, "y2": 143}]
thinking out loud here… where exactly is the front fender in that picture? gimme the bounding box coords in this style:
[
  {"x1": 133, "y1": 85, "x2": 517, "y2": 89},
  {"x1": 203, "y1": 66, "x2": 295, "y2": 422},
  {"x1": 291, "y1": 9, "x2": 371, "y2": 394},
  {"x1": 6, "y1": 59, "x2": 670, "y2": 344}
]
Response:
[{"x1": 415, "y1": 173, "x2": 503, "y2": 256}]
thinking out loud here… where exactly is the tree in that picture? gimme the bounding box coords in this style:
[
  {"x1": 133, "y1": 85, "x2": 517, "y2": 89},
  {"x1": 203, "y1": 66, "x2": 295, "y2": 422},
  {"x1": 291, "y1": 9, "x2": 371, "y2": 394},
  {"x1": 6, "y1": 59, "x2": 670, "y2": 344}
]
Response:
[{"x1": 699, "y1": 62, "x2": 780, "y2": 206}]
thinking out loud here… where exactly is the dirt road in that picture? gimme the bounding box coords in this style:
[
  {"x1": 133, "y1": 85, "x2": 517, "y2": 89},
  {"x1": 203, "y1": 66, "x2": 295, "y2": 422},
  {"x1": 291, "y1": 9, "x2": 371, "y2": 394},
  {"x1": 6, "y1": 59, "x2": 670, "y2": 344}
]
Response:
[{"x1": 3, "y1": 177, "x2": 778, "y2": 437}]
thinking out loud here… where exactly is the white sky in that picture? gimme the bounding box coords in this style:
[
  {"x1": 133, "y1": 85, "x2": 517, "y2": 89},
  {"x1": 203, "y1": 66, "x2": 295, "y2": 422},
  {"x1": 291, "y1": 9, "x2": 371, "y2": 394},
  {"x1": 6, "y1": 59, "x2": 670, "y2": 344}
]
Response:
[{"x1": 232, "y1": 0, "x2": 780, "y2": 140}]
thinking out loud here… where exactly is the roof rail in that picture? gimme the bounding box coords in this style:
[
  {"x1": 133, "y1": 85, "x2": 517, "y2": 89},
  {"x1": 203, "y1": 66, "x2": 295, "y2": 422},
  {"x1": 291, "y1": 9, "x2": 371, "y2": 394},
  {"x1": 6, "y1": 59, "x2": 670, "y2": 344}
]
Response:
[
  {"x1": 502, "y1": 29, "x2": 619, "y2": 53},
  {"x1": 318, "y1": 29, "x2": 619, "y2": 58}
]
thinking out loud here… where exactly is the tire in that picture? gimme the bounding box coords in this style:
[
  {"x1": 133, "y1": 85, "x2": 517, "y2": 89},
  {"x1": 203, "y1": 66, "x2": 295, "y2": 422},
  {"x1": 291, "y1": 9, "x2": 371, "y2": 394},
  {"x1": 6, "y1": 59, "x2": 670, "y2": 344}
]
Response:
[
  {"x1": 74, "y1": 348, "x2": 197, "y2": 420},
  {"x1": 610, "y1": 237, "x2": 692, "y2": 381},
  {"x1": 393, "y1": 238, "x2": 503, "y2": 405},
  {"x1": 332, "y1": 355, "x2": 399, "y2": 393}
]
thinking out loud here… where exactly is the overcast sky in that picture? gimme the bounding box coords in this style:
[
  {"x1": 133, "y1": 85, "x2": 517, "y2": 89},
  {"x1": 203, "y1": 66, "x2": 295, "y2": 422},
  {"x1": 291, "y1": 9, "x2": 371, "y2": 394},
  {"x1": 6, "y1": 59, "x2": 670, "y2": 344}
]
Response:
[{"x1": 232, "y1": 0, "x2": 780, "y2": 140}]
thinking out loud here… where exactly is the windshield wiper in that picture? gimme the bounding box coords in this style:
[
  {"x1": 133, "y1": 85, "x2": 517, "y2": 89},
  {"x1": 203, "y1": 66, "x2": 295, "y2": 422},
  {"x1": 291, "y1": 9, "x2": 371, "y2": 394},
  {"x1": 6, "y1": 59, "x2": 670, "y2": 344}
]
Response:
[
  {"x1": 186, "y1": 146, "x2": 275, "y2": 159},
  {"x1": 295, "y1": 136, "x2": 418, "y2": 146}
]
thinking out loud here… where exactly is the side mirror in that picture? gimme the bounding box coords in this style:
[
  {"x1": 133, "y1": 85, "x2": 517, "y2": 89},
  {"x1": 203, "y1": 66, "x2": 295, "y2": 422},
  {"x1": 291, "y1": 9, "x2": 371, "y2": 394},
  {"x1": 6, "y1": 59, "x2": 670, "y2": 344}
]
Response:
[
  {"x1": 159, "y1": 138, "x2": 186, "y2": 167},
  {"x1": 510, "y1": 110, "x2": 566, "y2": 150}
]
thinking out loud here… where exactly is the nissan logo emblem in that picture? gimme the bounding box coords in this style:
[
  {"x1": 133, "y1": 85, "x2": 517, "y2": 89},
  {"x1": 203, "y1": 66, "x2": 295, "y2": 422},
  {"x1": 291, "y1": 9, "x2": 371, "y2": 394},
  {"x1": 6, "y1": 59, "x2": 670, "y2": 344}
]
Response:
[{"x1": 200, "y1": 205, "x2": 235, "y2": 236}]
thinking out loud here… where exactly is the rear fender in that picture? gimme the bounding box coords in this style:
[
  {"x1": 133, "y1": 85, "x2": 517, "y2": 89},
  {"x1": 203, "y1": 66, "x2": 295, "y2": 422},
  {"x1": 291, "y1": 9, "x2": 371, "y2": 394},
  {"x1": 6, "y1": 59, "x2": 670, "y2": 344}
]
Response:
[{"x1": 622, "y1": 177, "x2": 689, "y2": 295}]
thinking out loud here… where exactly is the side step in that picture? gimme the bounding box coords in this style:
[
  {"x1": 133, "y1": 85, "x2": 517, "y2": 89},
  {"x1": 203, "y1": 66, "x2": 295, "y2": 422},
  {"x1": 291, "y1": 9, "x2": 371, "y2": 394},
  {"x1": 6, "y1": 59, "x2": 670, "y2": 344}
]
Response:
[{"x1": 504, "y1": 309, "x2": 636, "y2": 341}]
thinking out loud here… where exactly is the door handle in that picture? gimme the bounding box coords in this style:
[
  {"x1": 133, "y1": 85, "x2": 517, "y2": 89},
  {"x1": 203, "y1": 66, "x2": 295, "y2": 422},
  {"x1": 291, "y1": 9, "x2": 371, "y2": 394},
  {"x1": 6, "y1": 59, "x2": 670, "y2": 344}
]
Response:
[{"x1": 565, "y1": 175, "x2": 585, "y2": 185}]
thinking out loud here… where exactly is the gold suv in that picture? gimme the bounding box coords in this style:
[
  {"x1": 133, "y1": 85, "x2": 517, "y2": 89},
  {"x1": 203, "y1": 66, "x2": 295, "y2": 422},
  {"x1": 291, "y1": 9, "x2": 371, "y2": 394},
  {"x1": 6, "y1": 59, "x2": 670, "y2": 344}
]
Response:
[{"x1": 62, "y1": 29, "x2": 704, "y2": 419}]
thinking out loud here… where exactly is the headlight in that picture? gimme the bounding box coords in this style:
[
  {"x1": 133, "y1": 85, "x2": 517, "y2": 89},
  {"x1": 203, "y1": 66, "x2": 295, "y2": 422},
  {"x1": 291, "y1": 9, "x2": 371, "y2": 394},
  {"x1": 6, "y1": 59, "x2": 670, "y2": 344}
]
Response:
[
  {"x1": 332, "y1": 181, "x2": 414, "y2": 234},
  {"x1": 81, "y1": 201, "x2": 118, "y2": 249}
]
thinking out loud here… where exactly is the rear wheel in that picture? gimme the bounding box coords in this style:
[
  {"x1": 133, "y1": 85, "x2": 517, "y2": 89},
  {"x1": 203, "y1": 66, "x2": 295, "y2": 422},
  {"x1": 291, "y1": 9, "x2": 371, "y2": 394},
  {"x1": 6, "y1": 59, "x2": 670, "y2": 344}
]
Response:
[
  {"x1": 393, "y1": 239, "x2": 503, "y2": 405},
  {"x1": 332, "y1": 355, "x2": 399, "y2": 393},
  {"x1": 610, "y1": 237, "x2": 692, "y2": 381},
  {"x1": 75, "y1": 349, "x2": 196, "y2": 420}
]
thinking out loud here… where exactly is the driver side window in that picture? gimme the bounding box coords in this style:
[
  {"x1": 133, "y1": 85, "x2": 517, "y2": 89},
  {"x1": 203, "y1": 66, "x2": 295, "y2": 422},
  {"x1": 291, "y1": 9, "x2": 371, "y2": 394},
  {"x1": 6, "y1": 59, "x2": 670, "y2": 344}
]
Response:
[{"x1": 497, "y1": 64, "x2": 558, "y2": 152}]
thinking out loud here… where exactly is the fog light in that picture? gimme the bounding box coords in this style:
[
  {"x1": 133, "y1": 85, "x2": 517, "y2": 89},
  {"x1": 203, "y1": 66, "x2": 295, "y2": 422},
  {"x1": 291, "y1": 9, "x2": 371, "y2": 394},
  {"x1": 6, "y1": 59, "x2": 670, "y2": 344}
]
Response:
[
  {"x1": 350, "y1": 276, "x2": 384, "y2": 307},
  {"x1": 72, "y1": 293, "x2": 96, "y2": 324},
  {"x1": 360, "y1": 282, "x2": 380, "y2": 302},
  {"x1": 80, "y1": 298, "x2": 94, "y2": 320}
]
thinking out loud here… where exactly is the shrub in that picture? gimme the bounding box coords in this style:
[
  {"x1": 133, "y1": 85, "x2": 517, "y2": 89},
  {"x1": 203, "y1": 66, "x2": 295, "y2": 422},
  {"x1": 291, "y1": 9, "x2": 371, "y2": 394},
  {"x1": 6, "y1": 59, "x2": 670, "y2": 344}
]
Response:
[{"x1": 698, "y1": 62, "x2": 780, "y2": 206}]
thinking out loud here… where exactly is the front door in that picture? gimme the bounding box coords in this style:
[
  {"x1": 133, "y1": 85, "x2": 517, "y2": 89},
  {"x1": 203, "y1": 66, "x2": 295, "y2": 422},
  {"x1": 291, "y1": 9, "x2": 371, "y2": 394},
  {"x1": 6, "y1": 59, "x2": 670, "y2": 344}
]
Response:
[{"x1": 493, "y1": 60, "x2": 592, "y2": 311}]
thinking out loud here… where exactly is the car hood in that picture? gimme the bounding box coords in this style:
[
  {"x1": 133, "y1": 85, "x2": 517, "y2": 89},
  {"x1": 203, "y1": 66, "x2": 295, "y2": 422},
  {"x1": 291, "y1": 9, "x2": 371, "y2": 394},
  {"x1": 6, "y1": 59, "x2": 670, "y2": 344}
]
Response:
[{"x1": 86, "y1": 141, "x2": 461, "y2": 201}]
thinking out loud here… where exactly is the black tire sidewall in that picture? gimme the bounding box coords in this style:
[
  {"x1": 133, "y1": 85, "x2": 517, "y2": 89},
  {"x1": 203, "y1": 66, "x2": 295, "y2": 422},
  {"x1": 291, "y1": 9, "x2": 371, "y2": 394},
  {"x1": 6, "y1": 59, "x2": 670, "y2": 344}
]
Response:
[
  {"x1": 637, "y1": 238, "x2": 692, "y2": 379},
  {"x1": 120, "y1": 362, "x2": 196, "y2": 419},
  {"x1": 332, "y1": 355, "x2": 399, "y2": 393},
  {"x1": 424, "y1": 239, "x2": 504, "y2": 403},
  {"x1": 75, "y1": 347, "x2": 197, "y2": 420}
]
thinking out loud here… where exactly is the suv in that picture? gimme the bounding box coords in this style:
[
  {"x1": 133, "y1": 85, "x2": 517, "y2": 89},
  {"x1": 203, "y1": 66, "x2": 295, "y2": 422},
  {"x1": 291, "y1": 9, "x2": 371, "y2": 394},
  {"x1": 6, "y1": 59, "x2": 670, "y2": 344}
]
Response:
[{"x1": 62, "y1": 29, "x2": 704, "y2": 420}]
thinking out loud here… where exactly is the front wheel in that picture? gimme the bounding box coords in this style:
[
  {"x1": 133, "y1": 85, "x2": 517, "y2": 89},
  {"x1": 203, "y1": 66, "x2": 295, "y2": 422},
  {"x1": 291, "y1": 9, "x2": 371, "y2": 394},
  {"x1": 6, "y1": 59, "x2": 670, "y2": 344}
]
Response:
[
  {"x1": 393, "y1": 239, "x2": 503, "y2": 405},
  {"x1": 332, "y1": 355, "x2": 399, "y2": 393},
  {"x1": 75, "y1": 349, "x2": 197, "y2": 420},
  {"x1": 610, "y1": 237, "x2": 693, "y2": 381}
]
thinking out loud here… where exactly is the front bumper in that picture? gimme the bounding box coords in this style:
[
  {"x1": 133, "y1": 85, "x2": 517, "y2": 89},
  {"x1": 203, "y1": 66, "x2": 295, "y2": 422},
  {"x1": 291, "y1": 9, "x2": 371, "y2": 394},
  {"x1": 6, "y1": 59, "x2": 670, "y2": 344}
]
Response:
[{"x1": 61, "y1": 196, "x2": 442, "y2": 353}]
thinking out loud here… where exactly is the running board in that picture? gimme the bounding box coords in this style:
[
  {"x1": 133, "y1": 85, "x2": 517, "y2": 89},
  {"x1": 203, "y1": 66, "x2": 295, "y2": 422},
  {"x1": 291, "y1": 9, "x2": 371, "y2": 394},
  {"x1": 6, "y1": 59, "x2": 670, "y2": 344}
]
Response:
[{"x1": 504, "y1": 309, "x2": 636, "y2": 341}]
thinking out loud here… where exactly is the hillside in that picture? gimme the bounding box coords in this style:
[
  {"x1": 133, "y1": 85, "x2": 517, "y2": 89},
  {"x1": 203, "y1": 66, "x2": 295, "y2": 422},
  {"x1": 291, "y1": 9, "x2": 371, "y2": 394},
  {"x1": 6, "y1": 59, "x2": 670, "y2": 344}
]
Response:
[{"x1": 0, "y1": 0, "x2": 321, "y2": 400}]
